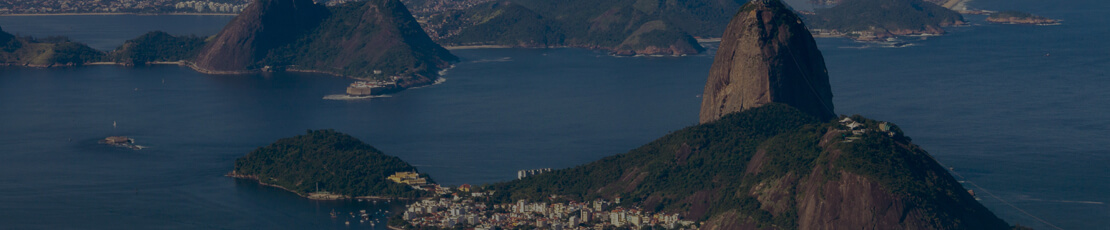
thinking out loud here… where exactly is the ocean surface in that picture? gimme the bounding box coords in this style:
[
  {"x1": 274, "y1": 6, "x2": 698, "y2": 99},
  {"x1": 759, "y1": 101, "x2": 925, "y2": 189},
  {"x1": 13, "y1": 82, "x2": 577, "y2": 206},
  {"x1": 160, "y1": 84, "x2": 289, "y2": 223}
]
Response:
[{"x1": 0, "y1": 0, "x2": 1106, "y2": 228}]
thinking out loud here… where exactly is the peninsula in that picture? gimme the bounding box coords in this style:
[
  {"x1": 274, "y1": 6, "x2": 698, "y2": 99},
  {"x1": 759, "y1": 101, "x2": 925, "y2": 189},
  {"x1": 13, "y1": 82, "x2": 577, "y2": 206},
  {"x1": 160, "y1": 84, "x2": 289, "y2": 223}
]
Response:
[
  {"x1": 230, "y1": 129, "x2": 431, "y2": 200},
  {"x1": 392, "y1": 1, "x2": 1017, "y2": 229}
]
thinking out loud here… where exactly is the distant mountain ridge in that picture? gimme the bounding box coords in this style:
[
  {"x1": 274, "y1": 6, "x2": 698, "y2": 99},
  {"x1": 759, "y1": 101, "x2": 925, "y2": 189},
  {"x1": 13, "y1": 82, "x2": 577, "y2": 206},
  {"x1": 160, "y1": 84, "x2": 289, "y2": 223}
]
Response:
[
  {"x1": 415, "y1": 0, "x2": 748, "y2": 56},
  {"x1": 805, "y1": 0, "x2": 966, "y2": 40}
]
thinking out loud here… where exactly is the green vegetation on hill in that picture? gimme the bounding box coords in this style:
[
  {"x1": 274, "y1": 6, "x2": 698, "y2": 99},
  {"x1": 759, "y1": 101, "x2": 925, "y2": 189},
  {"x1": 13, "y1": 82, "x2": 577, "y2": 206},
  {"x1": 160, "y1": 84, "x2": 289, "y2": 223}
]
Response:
[
  {"x1": 483, "y1": 104, "x2": 1009, "y2": 229},
  {"x1": 109, "y1": 31, "x2": 206, "y2": 65},
  {"x1": 233, "y1": 129, "x2": 429, "y2": 198},
  {"x1": 806, "y1": 0, "x2": 964, "y2": 34},
  {"x1": 0, "y1": 26, "x2": 105, "y2": 66},
  {"x1": 485, "y1": 104, "x2": 820, "y2": 219}
]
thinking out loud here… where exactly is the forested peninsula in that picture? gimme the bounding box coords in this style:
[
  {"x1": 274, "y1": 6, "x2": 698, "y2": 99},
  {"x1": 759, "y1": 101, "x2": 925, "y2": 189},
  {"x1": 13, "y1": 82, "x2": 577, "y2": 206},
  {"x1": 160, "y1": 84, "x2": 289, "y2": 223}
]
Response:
[{"x1": 231, "y1": 129, "x2": 430, "y2": 200}]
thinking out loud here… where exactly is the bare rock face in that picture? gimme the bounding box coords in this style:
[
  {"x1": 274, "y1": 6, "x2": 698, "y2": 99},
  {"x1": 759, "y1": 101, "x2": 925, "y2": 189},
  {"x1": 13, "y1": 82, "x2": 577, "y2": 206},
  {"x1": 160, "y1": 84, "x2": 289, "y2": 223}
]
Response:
[
  {"x1": 192, "y1": 0, "x2": 327, "y2": 73},
  {"x1": 699, "y1": 0, "x2": 835, "y2": 123}
]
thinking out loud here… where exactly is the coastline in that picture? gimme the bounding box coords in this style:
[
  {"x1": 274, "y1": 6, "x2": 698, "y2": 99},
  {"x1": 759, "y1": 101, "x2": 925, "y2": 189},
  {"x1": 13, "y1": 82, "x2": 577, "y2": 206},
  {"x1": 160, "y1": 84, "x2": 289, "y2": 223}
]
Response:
[
  {"x1": 226, "y1": 171, "x2": 409, "y2": 201},
  {"x1": 444, "y1": 45, "x2": 514, "y2": 50},
  {"x1": 0, "y1": 13, "x2": 237, "y2": 16}
]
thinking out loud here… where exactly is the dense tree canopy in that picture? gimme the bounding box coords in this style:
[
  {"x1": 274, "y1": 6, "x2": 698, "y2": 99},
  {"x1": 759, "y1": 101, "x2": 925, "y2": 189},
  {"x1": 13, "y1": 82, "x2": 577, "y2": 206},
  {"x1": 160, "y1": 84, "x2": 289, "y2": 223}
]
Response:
[{"x1": 234, "y1": 129, "x2": 429, "y2": 198}]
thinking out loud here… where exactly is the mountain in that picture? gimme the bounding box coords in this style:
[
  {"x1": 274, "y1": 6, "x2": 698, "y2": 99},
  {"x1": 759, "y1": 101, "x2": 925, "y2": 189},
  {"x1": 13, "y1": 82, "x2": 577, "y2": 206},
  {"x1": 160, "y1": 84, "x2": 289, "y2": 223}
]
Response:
[
  {"x1": 1, "y1": 26, "x2": 105, "y2": 67},
  {"x1": 262, "y1": 0, "x2": 457, "y2": 85},
  {"x1": 482, "y1": 1, "x2": 1013, "y2": 229},
  {"x1": 192, "y1": 0, "x2": 456, "y2": 83},
  {"x1": 701, "y1": 0, "x2": 835, "y2": 123},
  {"x1": 192, "y1": 0, "x2": 328, "y2": 73},
  {"x1": 805, "y1": 0, "x2": 966, "y2": 40},
  {"x1": 419, "y1": 0, "x2": 748, "y2": 55},
  {"x1": 232, "y1": 129, "x2": 429, "y2": 199}
]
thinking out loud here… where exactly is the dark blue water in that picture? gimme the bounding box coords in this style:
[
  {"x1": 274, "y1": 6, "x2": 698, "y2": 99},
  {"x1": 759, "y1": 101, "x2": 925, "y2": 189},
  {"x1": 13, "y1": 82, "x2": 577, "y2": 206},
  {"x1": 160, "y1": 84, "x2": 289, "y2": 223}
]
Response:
[{"x1": 1, "y1": 0, "x2": 1107, "y2": 228}]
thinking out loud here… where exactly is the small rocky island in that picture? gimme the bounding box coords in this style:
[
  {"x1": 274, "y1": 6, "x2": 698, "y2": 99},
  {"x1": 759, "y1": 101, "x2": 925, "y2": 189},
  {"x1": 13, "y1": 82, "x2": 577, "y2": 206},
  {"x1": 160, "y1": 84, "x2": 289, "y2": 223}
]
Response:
[
  {"x1": 230, "y1": 129, "x2": 431, "y2": 200},
  {"x1": 99, "y1": 136, "x2": 144, "y2": 150},
  {"x1": 987, "y1": 11, "x2": 1060, "y2": 25}
]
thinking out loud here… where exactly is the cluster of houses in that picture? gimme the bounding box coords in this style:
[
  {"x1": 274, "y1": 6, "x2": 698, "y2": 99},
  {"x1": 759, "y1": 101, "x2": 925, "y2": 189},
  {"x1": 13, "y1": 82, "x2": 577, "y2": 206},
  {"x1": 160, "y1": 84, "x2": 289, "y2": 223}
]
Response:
[
  {"x1": 400, "y1": 197, "x2": 695, "y2": 230},
  {"x1": 838, "y1": 117, "x2": 896, "y2": 142}
]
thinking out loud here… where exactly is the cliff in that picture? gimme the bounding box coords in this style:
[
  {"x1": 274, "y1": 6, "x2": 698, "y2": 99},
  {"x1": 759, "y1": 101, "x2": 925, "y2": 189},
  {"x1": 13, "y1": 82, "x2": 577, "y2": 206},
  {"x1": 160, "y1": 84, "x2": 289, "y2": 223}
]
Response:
[
  {"x1": 192, "y1": 0, "x2": 328, "y2": 73},
  {"x1": 700, "y1": 0, "x2": 835, "y2": 124}
]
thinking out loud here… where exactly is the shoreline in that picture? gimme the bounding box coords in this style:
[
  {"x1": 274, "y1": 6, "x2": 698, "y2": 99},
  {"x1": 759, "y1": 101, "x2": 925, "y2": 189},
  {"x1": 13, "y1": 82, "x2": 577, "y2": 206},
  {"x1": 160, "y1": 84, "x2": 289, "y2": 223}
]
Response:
[
  {"x1": 0, "y1": 13, "x2": 237, "y2": 16},
  {"x1": 226, "y1": 171, "x2": 410, "y2": 201},
  {"x1": 444, "y1": 45, "x2": 514, "y2": 50}
]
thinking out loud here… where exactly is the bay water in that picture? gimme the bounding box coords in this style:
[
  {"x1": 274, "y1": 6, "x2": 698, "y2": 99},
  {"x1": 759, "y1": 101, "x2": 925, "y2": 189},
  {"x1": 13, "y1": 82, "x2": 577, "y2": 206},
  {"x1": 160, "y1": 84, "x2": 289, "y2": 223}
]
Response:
[{"x1": 1, "y1": 0, "x2": 1107, "y2": 228}]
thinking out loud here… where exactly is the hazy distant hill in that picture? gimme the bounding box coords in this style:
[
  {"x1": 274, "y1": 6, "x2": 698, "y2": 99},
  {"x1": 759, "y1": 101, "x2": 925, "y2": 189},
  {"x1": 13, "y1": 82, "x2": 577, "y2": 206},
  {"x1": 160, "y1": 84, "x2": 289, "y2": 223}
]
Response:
[
  {"x1": 805, "y1": 0, "x2": 966, "y2": 40},
  {"x1": 417, "y1": 0, "x2": 748, "y2": 55}
]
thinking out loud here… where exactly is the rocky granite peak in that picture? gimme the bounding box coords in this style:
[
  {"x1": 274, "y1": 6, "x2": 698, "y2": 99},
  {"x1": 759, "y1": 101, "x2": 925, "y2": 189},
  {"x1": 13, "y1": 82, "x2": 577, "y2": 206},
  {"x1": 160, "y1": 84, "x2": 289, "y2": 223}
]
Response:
[
  {"x1": 192, "y1": 0, "x2": 328, "y2": 73},
  {"x1": 699, "y1": 0, "x2": 835, "y2": 123}
]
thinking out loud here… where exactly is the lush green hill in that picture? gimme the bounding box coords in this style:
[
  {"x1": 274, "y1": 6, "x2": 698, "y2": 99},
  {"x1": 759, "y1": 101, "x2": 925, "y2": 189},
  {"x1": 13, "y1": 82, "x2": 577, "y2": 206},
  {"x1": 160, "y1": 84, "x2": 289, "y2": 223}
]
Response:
[
  {"x1": 232, "y1": 129, "x2": 429, "y2": 199},
  {"x1": 806, "y1": 0, "x2": 965, "y2": 39},
  {"x1": 1, "y1": 26, "x2": 105, "y2": 66},
  {"x1": 484, "y1": 104, "x2": 1011, "y2": 229},
  {"x1": 109, "y1": 31, "x2": 206, "y2": 65}
]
